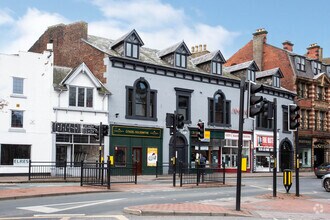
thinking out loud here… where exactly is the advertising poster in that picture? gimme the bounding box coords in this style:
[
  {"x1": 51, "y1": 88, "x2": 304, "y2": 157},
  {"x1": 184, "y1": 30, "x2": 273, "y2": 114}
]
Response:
[{"x1": 147, "y1": 147, "x2": 158, "y2": 167}]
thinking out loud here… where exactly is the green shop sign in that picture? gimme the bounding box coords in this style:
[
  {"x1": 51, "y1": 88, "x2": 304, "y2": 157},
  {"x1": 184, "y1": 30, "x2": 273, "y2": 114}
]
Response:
[
  {"x1": 190, "y1": 130, "x2": 224, "y2": 139},
  {"x1": 111, "y1": 125, "x2": 162, "y2": 138}
]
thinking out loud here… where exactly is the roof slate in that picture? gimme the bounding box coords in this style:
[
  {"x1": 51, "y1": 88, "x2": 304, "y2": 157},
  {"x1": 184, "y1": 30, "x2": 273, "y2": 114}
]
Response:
[
  {"x1": 256, "y1": 67, "x2": 283, "y2": 79},
  {"x1": 191, "y1": 50, "x2": 225, "y2": 65},
  {"x1": 223, "y1": 60, "x2": 256, "y2": 73}
]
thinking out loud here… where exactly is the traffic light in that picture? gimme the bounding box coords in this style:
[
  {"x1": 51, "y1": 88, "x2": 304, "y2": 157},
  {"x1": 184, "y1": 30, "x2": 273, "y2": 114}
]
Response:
[
  {"x1": 288, "y1": 104, "x2": 300, "y2": 131},
  {"x1": 197, "y1": 121, "x2": 205, "y2": 140},
  {"x1": 102, "y1": 125, "x2": 109, "y2": 136},
  {"x1": 176, "y1": 114, "x2": 184, "y2": 129},
  {"x1": 92, "y1": 125, "x2": 100, "y2": 140},
  {"x1": 248, "y1": 81, "x2": 264, "y2": 118},
  {"x1": 262, "y1": 99, "x2": 274, "y2": 120}
]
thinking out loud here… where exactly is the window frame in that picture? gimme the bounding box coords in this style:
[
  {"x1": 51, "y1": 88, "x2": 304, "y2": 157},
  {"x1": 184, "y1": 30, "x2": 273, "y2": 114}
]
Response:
[
  {"x1": 312, "y1": 61, "x2": 322, "y2": 75},
  {"x1": 272, "y1": 75, "x2": 280, "y2": 88},
  {"x1": 175, "y1": 88, "x2": 193, "y2": 124},
  {"x1": 212, "y1": 61, "x2": 222, "y2": 75},
  {"x1": 68, "y1": 86, "x2": 94, "y2": 108},
  {"x1": 126, "y1": 78, "x2": 157, "y2": 121},
  {"x1": 295, "y1": 56, "x2": 306, "y2": 71},
  {"x1": 208, "y1": 90, "x2": 231, "y2": 127},
  {"x1": 175, "y1": 53, "x2": 187, "y2": 68},
  {"x1": 282, "y1": 106, "x2": 289, "y2": 133},
  {"x1": 247, "y1": 69, "x2": 255, "y2": 82},
  {"x1": 11, "y1": 110, "x2": 24, "y2": 128},
  {"x1": 114, "y1": 146, "x2": 127, "y2": 167},
  {"x1": 125, "y1": 42, "x2": 139, "y2": 59},
  {"x1": 12, "y1": 77, "x2": 24, "y2": 95}
]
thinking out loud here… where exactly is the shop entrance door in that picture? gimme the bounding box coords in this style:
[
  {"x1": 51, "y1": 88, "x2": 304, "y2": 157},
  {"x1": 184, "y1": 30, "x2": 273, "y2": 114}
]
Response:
[
  {"x1": 314, "y1": 148, "x2": 324, "y2": 168},
  {"x1": 132, "y1": 147, "x2": 142, "y2": 175},
  {"x1": 56, "y1": 145, "x2": 67, "y2": 167}
]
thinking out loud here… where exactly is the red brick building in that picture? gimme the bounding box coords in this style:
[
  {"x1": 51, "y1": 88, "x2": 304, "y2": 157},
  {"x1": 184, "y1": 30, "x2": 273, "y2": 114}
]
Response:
[{"x1": 226, "y1": 28, "x2": 330, "y2": 170}]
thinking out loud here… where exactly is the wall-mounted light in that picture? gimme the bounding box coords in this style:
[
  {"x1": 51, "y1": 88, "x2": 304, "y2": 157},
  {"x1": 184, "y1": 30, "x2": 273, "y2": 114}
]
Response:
[{"x1": 115, "y1": 113, "x2": 119, "y2": 118}]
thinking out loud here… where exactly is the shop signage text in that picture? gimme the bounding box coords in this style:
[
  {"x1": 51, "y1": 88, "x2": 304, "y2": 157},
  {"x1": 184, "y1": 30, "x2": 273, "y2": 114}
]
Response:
[
  {"x1": 13, "y1": 158, "x2": 29, "y2": 166},
  {"x1": 52, "y1": 122, "x2": 97, "y2": 134},
  {"x1": 256, "y1": 135, "x2": 273, "y2": 147},
  {"x1": 112, "y1": 125, "x2": 162, "y2": 138},
  {"x1": 225, "y1": 132, "x2": 252, "y2": 140}
]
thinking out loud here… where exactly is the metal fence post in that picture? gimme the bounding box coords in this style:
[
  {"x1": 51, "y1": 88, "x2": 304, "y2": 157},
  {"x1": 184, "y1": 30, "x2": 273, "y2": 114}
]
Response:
[
  {"x1": 64, "y1": 160, "x2": 67, "y2": 180},
  {"x1": 134, "y1": 161, "x2": 138, "y2": 184},
  {"x1": 156, "y1": 160, "x2": 158, "y2": 178},
  {"x1": 197, "y1": 164, "x2": 200, "y2": 186},
  {"x1": 107, "y1": 159, "x2": 110, "y2": 189},
  {"x1": 180, "y1": 162, "x2": 183, "y2": 187},
  {"x1": 28, "y1": 159, "x2": 31, "y2": 181},
  {"x1": 80, "y1": 160, "x2": 83, "y2": 187},
  {"x1": 101, "y1": 162, "x2": 104, "y2": 186},
  {"x1": 223, "y1": 162, "x2": 226, "y2": 184}
]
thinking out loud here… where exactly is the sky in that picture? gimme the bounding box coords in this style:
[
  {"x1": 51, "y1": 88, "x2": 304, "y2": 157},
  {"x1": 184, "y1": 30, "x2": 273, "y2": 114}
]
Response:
[{"x1": 1, "y1": 0, "x2": 330, "y2": 59}]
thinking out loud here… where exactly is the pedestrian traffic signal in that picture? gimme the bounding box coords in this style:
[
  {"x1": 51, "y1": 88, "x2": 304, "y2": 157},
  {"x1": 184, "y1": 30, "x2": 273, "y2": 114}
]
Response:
[
  {"x1": 176, "y1": 114, "x2": 184, "y2": 129},
  {"x1": 248, "y1": 81, "x2": 264, "y2": 118},
  {"x1": 288, "y1": 104, "x2": 300, "y2": 131},
  {"x1": 197, "y1": 121, "x2": 205, "y2": 140},
  {"x1": 102, "y1": 125, "x2": 109, "y2": 136},
  {"x1": 92, "y1": 125, "x2": 100, "y2": 140},
  {"x1": 262, "y1": 99, "x2": 274, "y2": 120}
]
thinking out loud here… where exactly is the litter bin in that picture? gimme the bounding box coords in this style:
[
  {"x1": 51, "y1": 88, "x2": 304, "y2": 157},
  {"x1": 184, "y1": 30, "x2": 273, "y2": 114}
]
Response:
[{"x1": 283, "y1": 169, "x2": 292, "y2": 193}]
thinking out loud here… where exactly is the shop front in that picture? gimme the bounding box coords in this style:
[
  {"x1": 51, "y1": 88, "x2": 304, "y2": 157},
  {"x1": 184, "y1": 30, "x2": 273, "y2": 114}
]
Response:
[
  {"x1": 313, "y1": 139, "x2": 329, "y2": 168},
  {"x1": 109, "y1": 125, "x2": 163, "y2": 175},
  {"x1": 189, "y1": 129, "x2": 252, "y2": 172},
  {"x1": 52, "y1": 122, "x2": 105, "y2": 165},
  {"x1": 298, "y1": 137, "x2": 312, "y2": 170},
  {"x1": 253, "y1": 133, "x2": 274, "y2": 172}
]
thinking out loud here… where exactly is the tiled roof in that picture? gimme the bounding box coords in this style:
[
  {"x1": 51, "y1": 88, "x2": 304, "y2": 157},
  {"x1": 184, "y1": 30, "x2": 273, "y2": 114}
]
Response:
[
  {"x1": 191, "y1": 50, "x2": 225, "y2": 65},
  {"x1": 256, "y1": 68, "x2": 283, "y2": 79},
  {"x1": 83, "y1": 35, "x2": 240, "y2": 81},
  {"x1": 223, "y1": 60, "x2": 255, "y2": 73},
  {"x1": 157, "y1": 41, "x2": 187, "y2": 58}
]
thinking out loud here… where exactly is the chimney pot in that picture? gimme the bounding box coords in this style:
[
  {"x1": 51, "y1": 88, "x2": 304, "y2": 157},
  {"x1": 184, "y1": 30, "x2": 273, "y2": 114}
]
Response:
[
  {"x1": 282, "y1": 40, "x2": 294, "y2": 52},
  {"x1": 191, "y1": 46, "x2": 195, "y2": 53},
  {"x1": 195, "y1": 45, "x2": 198, "y2": 52},
  {"x1": 203, "y1": 44, "x2": 207, "y2": 51},
  {"x1": 199, "y1": 44, "x2": 202, "y2": 52}
]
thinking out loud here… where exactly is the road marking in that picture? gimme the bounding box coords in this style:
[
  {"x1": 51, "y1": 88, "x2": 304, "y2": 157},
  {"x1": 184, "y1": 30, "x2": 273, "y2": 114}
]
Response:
[
  {"x1": 18, "y1": 198, "x2": 124, "y2": 214},
  {"x1": 248, "y1": 184, "x2": 272, "y2": 191},
  {"x1": 0, "y1": 215, "x2": 129, "y2": 220}
]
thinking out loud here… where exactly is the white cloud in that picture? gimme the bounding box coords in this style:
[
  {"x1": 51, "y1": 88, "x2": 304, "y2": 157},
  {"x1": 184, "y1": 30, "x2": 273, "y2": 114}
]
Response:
[
  {"x1": 0, "y1": 8, "x2": 68, "y2": 53},
  {"x1": 89, "y1": 0, "x2": 239, "y2": 58},
  {"x1": 0, "y1": 8, "x2": 14, "y2": 25}
]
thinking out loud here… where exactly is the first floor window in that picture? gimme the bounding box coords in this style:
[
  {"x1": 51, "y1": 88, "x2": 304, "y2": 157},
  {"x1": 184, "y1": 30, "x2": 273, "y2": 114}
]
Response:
[
  {"x1": 209, "y1": 90, "x2": 231, "y2": 126},
  {"x1": 13, "y1": 77, "x2": 24, "y2": 94},
  {"x1": 69, "y1": 86, "x2": 93, "y2": 108},
  {"x1": 11, "y1": 110, "x2": 23, "y2": 128},
  {"x1": 0, "y1": 144, "x2": 30, "y2": 165},
  {"x1": 115, "y1": 146, "x2": 126, "y2": 167}
]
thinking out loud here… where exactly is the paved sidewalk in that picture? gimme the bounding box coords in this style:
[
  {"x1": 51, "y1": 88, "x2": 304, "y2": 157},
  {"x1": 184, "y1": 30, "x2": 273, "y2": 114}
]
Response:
[{"x1": 1, "y1": 172, "x2": 328, "y2": 218}]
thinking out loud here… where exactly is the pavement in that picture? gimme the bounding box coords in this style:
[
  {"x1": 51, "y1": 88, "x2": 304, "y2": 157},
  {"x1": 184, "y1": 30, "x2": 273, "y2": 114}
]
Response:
[{"x1": 0, "y1": 172, "x2": 329, "y2": 219}]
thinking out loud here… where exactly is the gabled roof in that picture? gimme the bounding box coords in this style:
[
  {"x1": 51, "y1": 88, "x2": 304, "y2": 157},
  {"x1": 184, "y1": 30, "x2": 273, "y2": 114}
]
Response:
[
  {"x1": 223, "y1": 60, "x2": 259, "y2": 73},
  {"x1": 157, "y1": 41, "x2": 191, "y2": 58},
  {"x1": 256, "y1": 67, "x2": 284, "y2": 79},
  {"x1": 191, "y1": 50, "x2": 226, "y2": 65},
  {"x1": 55, "y1": 63, "x2": 111, "y2": 95},
  {"x1": 110, "y1": 29, "x2": 144, "y2": 49}
]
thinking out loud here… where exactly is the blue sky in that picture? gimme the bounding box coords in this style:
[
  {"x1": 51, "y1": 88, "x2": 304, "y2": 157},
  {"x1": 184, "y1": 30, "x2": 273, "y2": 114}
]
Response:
[{"x1": 1, "y1": 0, "x2": 330, "y2": 59}]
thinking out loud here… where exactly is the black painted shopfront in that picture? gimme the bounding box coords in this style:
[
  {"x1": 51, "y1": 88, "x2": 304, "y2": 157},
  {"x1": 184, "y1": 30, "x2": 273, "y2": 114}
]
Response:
[{"x1": 109, "y1": 125, "x2": 163, "y2": 175}]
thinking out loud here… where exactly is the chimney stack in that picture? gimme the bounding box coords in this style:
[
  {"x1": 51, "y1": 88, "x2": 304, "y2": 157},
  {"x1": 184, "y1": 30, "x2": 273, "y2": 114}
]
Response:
[
  {"x1": 307, "y1": 43, "x2": 322, "y2": 61},
  {"x1": 253, "y1": 28, "x2": 268, "y2": 70},
  {"x1": 282, "y1": 40, "x2": 294, "y2": 52},
  {"x1": 191, "y1": 46, "x2": 195, "y2": 53}
]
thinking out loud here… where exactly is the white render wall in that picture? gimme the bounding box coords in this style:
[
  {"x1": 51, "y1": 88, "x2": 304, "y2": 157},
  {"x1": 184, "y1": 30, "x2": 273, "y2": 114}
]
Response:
[
  {"x1": 104, "y1": 59, "x2": 294, "y2": 164},
  {"x1": 0, "y1": 51, "x2": 54, "y2": 173}
]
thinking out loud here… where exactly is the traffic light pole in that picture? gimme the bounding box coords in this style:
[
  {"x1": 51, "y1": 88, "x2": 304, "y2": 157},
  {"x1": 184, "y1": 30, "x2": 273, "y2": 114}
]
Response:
[
  {"x1": 173, "y1": 112, "x2": 177, "y2": 187},
  {"x1": 295, "y1": 128, "x2": 300, "y2": 196},
  {"x1": 273, "y1": 98, "x2": 277, "y2": 197},
  {"x1": 99, "y1": 122, "x2": 103, "y2": 163},
  {"x1": 236, "y1": 77, "x2": 246, "y2": 211}
]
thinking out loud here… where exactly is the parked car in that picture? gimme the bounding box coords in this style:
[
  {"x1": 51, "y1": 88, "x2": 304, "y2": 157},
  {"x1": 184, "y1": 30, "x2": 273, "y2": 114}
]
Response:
[
  {"x1": 321, "y1": 174, "x2": 330, "y2": 192},
  {"x1": 314, "y1": 162, "x2": 330, "y2": 178}
]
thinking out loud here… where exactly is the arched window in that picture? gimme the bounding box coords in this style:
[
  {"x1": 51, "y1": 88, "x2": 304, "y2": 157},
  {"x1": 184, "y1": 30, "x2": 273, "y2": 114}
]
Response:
[
  {"x1": 126, "y1": 78, "x2": 157, "y2": 120},
  {"x1": 208, "y1": 90, "x2": 231, "y2": 126}
]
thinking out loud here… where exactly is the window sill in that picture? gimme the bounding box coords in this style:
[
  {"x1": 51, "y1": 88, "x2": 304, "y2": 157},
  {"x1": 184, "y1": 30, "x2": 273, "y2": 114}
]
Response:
[
  {"x1": 8, "y1": 128, "x2": 26, "y2": 133},
  {"x1": 53, "y1": 107, "x2": 108, "y2": 114},
  {"x1": 10, "y1": 94, "x2": 27, "y2": 99},
  {"x1": 125, "y1": 115, "x2": 157, "y2": 121}
]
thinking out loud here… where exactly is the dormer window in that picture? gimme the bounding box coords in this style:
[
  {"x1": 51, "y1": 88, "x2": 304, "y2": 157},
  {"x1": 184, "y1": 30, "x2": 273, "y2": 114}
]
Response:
[
  {"x1": 126, "y1": 42, "x2": 139, "y2": 59},
  {"x1": 312, "y1": 61, "x2": 322, "y2": 75},
  {"x1": 272, "y1": 75, "x2": 280, "y2": 88},
  {"x1": 175, "y1": 53, "x2": 187, "y2": 68},
  {"x1": 247, "y1": 69, "x2": 255, "y2": 82},
  {"x1": 212, "y1": 62, "x2": 222, "y2": 75},
  {"x1": 295, "y1": 56, "x2": 305, "y2": 71}
]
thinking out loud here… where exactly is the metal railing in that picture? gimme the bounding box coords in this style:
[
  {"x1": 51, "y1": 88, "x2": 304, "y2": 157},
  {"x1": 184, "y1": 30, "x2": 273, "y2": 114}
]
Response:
[
  {"x1": 179, "y1": 162, "x2": 225, "y2": 187},
  {"x1": 28, "y1": 160, "x2": 81, "y2": 180}
]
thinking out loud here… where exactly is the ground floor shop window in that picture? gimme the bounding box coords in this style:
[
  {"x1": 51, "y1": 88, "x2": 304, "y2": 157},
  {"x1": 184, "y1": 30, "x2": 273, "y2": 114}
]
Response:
[
  {"x1": 299, "y1": 148, "x2": 311, "y2": 168},
  {"x1": 115, "y1": 146, "x2": 126, "y2": 167},
  {"x1": 0, "y1": 144, "x2": 30, "y2": 165},
  {"x1": 74, "y1": 145, "x2": 99, "y2": 162}
]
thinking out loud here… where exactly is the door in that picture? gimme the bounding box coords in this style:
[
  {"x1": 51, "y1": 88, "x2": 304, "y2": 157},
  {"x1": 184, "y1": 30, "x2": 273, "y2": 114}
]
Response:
[
  {"x1": 314, "y1": 148, "x2": 324, "y2": 168},
  {"x1": 56, "y1": 145, "x2": 67, "y2": 167},
  {"x1": 132, "y1": 147, "x2": 142, "y2": 175}
]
